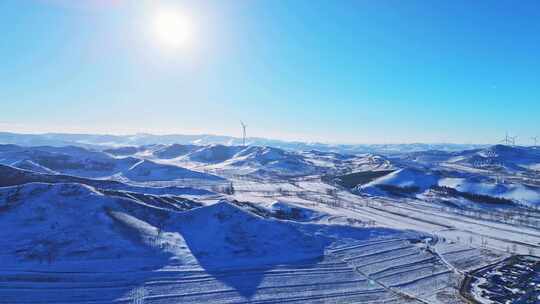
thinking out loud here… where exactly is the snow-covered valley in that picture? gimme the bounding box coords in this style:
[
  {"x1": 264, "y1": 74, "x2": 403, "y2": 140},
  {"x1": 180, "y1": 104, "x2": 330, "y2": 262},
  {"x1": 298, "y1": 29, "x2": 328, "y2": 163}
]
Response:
[{"x1": 1, "y1": 141, "x2": 539, "y2": 303}]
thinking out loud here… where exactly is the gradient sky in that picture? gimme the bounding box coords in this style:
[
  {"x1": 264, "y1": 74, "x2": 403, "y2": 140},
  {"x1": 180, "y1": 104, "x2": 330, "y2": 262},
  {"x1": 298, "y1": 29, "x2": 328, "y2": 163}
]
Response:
[{"x1": 1, "y1": 0, "x2": 539, "y2": 144}]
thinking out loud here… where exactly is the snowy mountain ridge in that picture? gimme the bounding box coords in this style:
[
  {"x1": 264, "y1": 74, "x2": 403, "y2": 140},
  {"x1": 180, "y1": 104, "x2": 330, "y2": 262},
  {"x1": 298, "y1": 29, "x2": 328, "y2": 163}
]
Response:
[{"x1": 0, "y1": 132, "x2": 488, "y2": 155}]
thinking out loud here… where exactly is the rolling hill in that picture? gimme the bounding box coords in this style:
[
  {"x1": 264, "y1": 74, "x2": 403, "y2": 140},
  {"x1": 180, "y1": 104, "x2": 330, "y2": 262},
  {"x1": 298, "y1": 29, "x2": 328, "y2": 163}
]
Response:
[{"x1": 0, "y1": 145, "x2": 223, "y2": 183}]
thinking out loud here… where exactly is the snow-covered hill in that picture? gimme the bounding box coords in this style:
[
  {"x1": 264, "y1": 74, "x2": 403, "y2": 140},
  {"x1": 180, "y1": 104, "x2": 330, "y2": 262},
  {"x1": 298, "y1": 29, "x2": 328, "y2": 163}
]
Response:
[
  {"x1": 122, "y1": 159, "x2": 224, "y2": 182},
  {"x1": 1, "y1": 181, "x2": 427, "y2": 303},
  {"x1": 400, "y1": 145, "x2": 540, "y2": 174},
  {"x1": 438, "y1": 177, "x2": 540, "y2": 206},
  {"x1": 450, "y1": 145, "x2": 540, "y2": 173},
  {"x1": 169, "y1": 201, "x2": 329, "y2": 269},
  {"x1": 0, "y1": 183, "x2": 391, "y2": 268},
  {"x1": 0, "y1": 181, "x2": 404, "y2": 268},
  {"x1": 0, "y1": 183, "x2": 174, "y2": 267},
  {"x1": 214, "y1": 146, "x2": 318, "y2": 177},
  {"x1": 10, "y1": 159, "x2": 59, "y2": 174},
  {"x1": 358, "y1": 168, "x2": 440, "y2": 196},
  {"x1": 0, "y1": 145, "x2": 223, "y2": 184},
  {"x1": 124, "y1": 144, "x2": 396, "y2": 178},
  {"x1": 356, "y1": 166, "x2": 540, "y2": 206},
  {"x1": 0, "y1": 144, "x2": 139, "y2": 178},
  {"x1": 0, "y1": 164, "x2": 215, "y2": 196},
  {"x1": 152, "y1": 144, "x2": 199, "y2": 159},
  {"x1": 184, "y1": 144, "x2": 245, "y2": 164}
]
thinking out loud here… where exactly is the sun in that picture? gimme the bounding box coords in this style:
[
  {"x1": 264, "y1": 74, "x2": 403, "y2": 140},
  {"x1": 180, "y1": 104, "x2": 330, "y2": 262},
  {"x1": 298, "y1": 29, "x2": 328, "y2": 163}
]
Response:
[{"x1": 152, "y1": 8, "x2": 194, "y2": 50}]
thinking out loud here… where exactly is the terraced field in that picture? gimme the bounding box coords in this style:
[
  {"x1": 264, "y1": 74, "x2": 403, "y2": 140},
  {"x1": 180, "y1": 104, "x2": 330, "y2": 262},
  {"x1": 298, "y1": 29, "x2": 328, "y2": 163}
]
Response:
[
  {"x1": 2, "y1": 245, "x2": 429, "y2": 304},
  {"x1": 435, "y1": 242, "x2": 506, "y2": 273},
  {"x1": 329, "y1": 238, "x2": 461, "y2": 304}
]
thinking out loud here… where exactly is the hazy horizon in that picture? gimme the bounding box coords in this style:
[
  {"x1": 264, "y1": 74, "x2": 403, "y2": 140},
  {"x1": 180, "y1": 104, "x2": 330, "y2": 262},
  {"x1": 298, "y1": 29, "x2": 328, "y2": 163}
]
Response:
[{"x1": 0, "y1": 129, "x2": 502, "y2": 146}]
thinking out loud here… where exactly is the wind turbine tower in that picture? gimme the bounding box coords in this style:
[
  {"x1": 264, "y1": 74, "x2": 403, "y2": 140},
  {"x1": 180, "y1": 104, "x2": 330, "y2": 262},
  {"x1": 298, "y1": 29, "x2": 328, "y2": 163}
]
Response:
[
  {"x1": 240, "y1": 121, "x2": 247, "y2": 146},
  {"x1": 510, "y1": 136, "x2": 517, "y2": 146},
  {"x1": 501, "y1": 132, "x2": 518, "y2": 146},
  {"x1": 501, "y1": 132, "x2": 512, "y2": 145},
  {"x1": 532, "y1": 136, "x2": 539, "y2": 147}
]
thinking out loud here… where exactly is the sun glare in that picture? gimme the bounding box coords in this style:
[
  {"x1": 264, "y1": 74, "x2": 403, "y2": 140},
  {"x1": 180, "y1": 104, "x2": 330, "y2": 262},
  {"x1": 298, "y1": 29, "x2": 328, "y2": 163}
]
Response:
[{"x1": 152, "y1": 8, "x2": 194, "y2": 50}]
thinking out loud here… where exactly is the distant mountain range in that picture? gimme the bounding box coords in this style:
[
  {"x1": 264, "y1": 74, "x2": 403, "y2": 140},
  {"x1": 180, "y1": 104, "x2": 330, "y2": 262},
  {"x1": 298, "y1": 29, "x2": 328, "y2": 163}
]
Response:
[{"x1": 0, "y1": 132, "x2": 487, "y2": 155}]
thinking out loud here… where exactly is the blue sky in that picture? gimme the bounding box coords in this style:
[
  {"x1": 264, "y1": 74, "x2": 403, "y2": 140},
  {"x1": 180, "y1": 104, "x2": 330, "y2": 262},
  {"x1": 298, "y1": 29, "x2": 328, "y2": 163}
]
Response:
[{"x1": 1, "y1": 0, "x2": 539, "y2": 144}]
